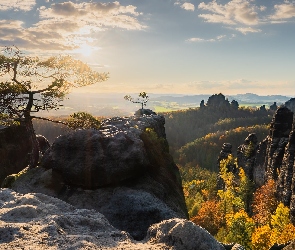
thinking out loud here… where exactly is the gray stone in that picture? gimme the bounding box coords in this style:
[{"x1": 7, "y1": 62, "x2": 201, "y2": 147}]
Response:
[{"x1": 145, "y1": 218, "x2": 225, "y2": 250}]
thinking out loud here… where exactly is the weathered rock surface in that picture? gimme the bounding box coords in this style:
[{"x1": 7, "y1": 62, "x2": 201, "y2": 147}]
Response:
[
  {"x1": 146, "y1": 218, "x2": 225, "y2": 250},
  {"x1": 264, "y1": 106, "x2": 293, "y2": 181},
  {"x1": 237, "y1": 133, "x2": 258, "y2": 181},
  {"x1": 285, "y1": 98, "x2": 295, "y2": 115},
  {"x1": 9, "y1": 114, "x2": 188, "y2": 240},
  {"x1": 0, "y1": 125, "x2": 31, "y2": 183},
  {"x1": 0, "y1": 188, "x2": 225, "y2": 250},
  {"x1": 253, "y1": 138, "x2": 268, "y2": 187},
  {"x1": 276, "y1": 126, "x2": 295, "y2": 207}
]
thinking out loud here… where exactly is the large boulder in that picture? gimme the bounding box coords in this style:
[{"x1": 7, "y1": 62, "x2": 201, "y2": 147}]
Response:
[
  {"x1": 41, "y1": 129, "x2": 149, "y2": 188},
  {"x1": 0, "y1": 125, "x2": 31, "y2": 183},
  {"x1": 10, "y1": 114, "x2": 188, "y2": 240},
  {"x1": 146, "y1": 218, "x2": 225, "y2": 250},
  {"x1": 0, "y1": 189, "x2": 225, "y2": 249}
]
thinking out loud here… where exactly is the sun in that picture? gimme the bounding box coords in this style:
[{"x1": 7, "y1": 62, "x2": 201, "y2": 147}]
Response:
[{"x1": 77, "y1": 44, "x2": 93, "y2": 57}]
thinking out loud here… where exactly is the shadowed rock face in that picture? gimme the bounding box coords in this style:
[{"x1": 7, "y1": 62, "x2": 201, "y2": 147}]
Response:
[
  {"x1": 265, "y1": 106, "x2": 293, "y2": 181},
  {"x1": 237, "y1": 133, "x2": 258, "y2": 182},
  {"x1": 11, "y1": 113, "x2": 188, "y2": 240},
  {"x1": 0, "y1": 125, "x2": 31, "y2": 183}
]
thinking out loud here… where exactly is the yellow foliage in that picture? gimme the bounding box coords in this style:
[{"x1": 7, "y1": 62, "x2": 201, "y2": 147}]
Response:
[
  {"x1": 225, "y1": 209, "x2": 255, "y2": 250},
  {"x1": 251, "y1": 225, "x2": 272, "y2": 250},
  {"x1": 271, "y1": 203, "x2": 290, "y2": 232},
  {"x1": 277, "y1": 223, "x2": 295, "y2": 244}
]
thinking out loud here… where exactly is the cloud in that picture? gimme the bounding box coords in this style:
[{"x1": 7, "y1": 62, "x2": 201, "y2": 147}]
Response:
[
  {"x1": 0, "y1": 0, "x2": 36, "y2": 11},
  {"x1": 186, "y1": 34, "x2": 226, "y2": 42},
  {"x1": 235, "y1": 27, "x2": 261, "y2": 34},
  {"x1": 270, "y1": 3, "x2": 295, "y2": 20},
  {"x1": 181, "y1": 3, "x2": 195, "y2": 11},
  {"x1": 198, "y1": 0, "x2": 260, "y2": 25},
  {"x1": 39, "y1": 1, "x2": 145, "y2": 31},
  {"x1": 186, "y1": 79, "x2": 261, "y2": 92},
  {"x1": 0, "y1": 1, "x2": 145, "y2": 52}
]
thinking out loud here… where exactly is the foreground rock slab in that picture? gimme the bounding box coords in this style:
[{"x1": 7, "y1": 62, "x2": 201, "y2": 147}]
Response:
[{"x1": 0, "y1": 189, "x2": 225, "y2": 250}]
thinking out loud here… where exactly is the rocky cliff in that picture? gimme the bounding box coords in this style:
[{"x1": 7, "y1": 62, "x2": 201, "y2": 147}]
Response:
[{"x1": 5, "y1": 112, "x2": 188, "y2": 241}]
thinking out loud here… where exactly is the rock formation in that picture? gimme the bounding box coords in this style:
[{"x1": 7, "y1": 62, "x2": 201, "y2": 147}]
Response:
[
  {"x1": 8, "y1": 113, "x2": 188, "y2": 240},
  {"x1": 0, "y1": 188, "x2": 225, "y2": 250},
  {"x1": 237, "y1": 133, "x2": 258, "y2": 182},
  {"x1": 219, "y1": 106, "x2": 295, "y2": 224},
  {"x1": 264, "y1": 106, "x2": 293, "y2": 181},
  {"x1": 285, "y1": 98, "x2": 295, "y2": 114},
  {"x1": 0, "y1": 125, "x2": 31, "y2": 183}
]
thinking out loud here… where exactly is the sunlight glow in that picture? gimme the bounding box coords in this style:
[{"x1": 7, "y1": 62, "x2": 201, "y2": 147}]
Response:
[{"x1": 76, "y1": 44, "x2": 93, "y2": 57}]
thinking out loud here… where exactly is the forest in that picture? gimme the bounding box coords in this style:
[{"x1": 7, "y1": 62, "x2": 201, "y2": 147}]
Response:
[
  {"x1": 1, "y1": 89, "x2": 293, "y2": 249},
  {"x1": 162, "y1": 94, "x2": 294, "y2": 249}
]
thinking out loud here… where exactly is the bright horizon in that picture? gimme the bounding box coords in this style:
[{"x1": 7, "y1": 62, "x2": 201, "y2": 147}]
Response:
[{"x1": 0, "y1": 0, "x2": 295, "y2": 96}]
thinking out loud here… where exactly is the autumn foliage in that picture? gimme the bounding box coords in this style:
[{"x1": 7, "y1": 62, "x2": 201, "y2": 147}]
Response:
[{"x1": 182, "y1": 155, "x2": 295, "y2": 249}]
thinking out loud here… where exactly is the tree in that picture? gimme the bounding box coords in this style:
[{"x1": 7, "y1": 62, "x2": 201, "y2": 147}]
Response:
[
  {"x1": 124, "y1": 92, "x2": 149, "y2": 109},
  {"x1": 0, "y1": 46, "x2": 108, "y2": 168},
  {"x1": 66, "y1": 112, "x2": 101, "y2": 130},
  {"x1": 191, "y1": 199, "x2": 223, "y2": 235},
  {"x1": 225, "y1": 209, "x2": 255, "y2": 250},
  {"x1": 252, "y1": 179, "x2": 277, "y2": 225}
]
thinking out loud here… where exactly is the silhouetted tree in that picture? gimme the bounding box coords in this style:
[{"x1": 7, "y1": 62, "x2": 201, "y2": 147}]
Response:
[
  {"x1": 124, "y1": 92, "x2": 149, "y2": 109},
  {"x1": 0, "y1": 46, "x2": 108, "y2": 168}
]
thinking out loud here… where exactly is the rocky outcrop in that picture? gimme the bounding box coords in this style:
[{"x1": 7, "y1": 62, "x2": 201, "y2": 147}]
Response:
[
  {"x1": 285, "y1": 98, "x2": 295, "y2": 114},
  {"x1": 0, "y1": 188, "x2": 225, "y2": 250},
  {"x1": 9, "y1": 114, "x2": 188, "y2": 240},
  {"x1": 276, "y1": 126, "x2": 295, "y2": 207},
  {"x1": 237, "y1": 133, "x2": 258, "y2": 182},
  {"x1": 264, "y1": 107, "x2": 293, "y2": 181},
  {"x1": 253, "y1": 138, "x2": 268, "y2": 187},
  {"x1": 0, "y1": 125, "x2": 31, "y2": 183}
]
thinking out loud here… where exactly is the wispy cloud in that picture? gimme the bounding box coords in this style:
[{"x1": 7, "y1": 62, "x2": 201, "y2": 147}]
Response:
[
  {"x1": 235, "y1": 27, "x2": 261, "y2": 34},
  {"x1": 39, "y1": 1, "x2": 144, "y2": 30},
  {"x1": 186, "y1": 34, "x2": 226, "y2": 42},
  {"x1": 198, "y1": 0, "x2": 261, "y2": 25},
  {"x1": 0, "y1": 0, "x2": 36, "y2": 11},
  {"x1": 270, "y1": 3, "x2": 295, "y2": 20},
  {"x1": 197, "y1": 1, "x2": 295, "y2": 35}
]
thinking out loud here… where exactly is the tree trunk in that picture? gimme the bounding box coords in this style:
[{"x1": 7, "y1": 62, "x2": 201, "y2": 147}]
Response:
[{"x1": 24, "y1": 113, "x2": 39, "y2": 168}]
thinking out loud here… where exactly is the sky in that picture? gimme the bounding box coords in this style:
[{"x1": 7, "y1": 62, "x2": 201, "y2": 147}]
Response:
[{"x1": 0, "y1": 0, "x2": 295, "y2": 96}]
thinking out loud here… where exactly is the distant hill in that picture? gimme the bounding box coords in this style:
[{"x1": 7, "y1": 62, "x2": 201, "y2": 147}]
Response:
[
  {"x1": 228, "y1": 93, "x2": 290, "y2": 104},
  {"x1": 36, "y1": 92, "x2": 292, "y2": 117}
]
